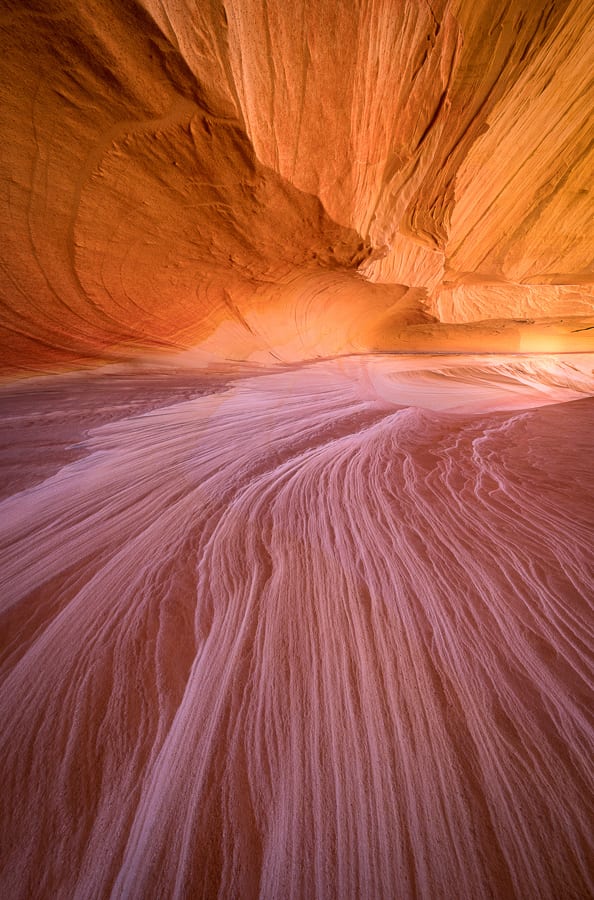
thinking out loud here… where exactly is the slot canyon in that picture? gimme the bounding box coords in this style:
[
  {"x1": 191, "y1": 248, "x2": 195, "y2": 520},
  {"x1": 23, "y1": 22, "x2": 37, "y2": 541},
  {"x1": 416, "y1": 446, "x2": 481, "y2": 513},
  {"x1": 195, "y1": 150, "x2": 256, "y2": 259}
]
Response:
[{"x1": 0, "y1": 1, "x2": 593, "y2": 898}]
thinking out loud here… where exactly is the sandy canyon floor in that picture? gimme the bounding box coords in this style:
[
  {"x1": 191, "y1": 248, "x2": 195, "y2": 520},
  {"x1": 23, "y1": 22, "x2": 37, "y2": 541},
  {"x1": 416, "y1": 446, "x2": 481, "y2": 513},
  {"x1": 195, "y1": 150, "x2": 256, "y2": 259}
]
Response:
[{"x1": 0, "y1": 352, "x2": 593, "y2": 899}]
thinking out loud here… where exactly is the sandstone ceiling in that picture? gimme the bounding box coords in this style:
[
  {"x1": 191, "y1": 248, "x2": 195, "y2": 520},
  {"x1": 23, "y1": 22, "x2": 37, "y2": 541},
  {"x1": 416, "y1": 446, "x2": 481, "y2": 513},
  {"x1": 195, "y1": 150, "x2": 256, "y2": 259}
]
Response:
[{"x1": 1, "y1": 0, "x2": 593, "y2": 373}]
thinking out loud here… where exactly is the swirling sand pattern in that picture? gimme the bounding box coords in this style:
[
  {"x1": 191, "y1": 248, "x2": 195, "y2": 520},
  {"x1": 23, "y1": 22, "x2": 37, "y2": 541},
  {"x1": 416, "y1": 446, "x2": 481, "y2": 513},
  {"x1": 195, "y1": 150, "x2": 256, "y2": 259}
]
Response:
[{"x1": 1, "y1": 354, "x2": 593, "y2": 899}]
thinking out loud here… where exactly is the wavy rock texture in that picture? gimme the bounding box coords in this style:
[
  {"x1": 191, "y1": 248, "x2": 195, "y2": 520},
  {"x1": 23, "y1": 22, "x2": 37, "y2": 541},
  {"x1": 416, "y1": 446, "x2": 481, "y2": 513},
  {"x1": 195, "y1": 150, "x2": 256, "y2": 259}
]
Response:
[
  {"x1": 1, "y1": 1, "x2": 594, "y2": 899},
  {"x1": 0, "y1": 0, "x2": 593, "y2": 371},
  {"x1": 1, "y1": 355, "x2": 594, "y2": 899}
]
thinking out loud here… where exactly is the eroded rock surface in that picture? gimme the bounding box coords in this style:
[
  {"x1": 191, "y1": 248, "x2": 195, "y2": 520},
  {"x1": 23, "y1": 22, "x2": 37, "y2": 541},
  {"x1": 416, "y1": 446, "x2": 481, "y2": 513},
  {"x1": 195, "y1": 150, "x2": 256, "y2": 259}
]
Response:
[
  {"x1": 0, "y1": 0, "x2": 592, "y2": 373},
  {"x1": 1, "y1": 5, "x2": 593, "y2": 900}
]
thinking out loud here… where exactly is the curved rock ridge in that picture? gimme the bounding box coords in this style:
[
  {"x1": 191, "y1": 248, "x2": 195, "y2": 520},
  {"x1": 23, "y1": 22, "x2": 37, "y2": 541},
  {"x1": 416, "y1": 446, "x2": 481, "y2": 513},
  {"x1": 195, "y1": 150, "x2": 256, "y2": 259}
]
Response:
[
  {"x1": 1, "y1": 354, "x2": 593, "y2": 898},
  {"x1": 0, "y1": 0, "x2": 593, "y2": 374}
]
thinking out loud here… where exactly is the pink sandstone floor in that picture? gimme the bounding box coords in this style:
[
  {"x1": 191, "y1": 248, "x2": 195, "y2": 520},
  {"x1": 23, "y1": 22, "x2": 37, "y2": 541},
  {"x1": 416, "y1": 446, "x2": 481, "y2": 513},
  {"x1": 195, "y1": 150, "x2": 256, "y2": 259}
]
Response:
[{"x1": 0, "y1": 353, "x2": 593, "y2": 899}]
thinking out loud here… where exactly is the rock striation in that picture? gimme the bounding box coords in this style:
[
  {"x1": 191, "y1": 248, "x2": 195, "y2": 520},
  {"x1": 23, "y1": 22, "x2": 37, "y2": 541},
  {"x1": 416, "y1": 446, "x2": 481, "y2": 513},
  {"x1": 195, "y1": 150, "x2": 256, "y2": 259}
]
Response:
[
  {"x1": 0, "y1": 0, "x2": 592, "y2": 374},
  {"x1": 1, "y1": 354, "x2": 594, "y2": 899},
  {"x1": 1, "y1": 4, "x2": 594, "y2": 900}
]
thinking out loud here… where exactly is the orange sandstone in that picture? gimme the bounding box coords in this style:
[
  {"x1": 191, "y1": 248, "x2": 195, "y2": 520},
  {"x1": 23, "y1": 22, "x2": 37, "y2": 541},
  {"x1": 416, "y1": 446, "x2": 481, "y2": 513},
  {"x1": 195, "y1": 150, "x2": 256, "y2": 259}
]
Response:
[{"x1": 0, "y1": 0, "x2": 592, "y2": 375}]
